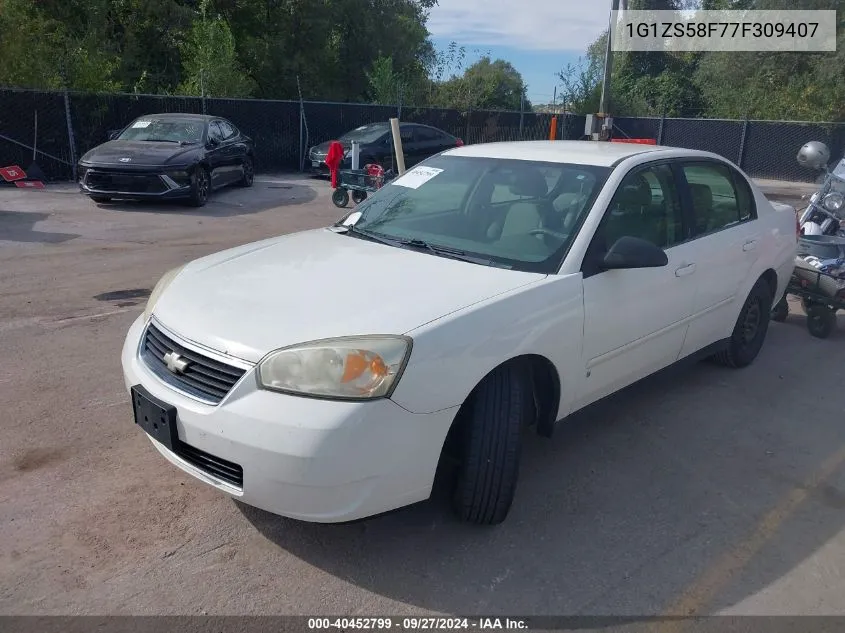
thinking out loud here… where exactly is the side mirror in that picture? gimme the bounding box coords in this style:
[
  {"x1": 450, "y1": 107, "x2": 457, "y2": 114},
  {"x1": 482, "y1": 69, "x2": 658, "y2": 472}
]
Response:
[
  {"x1": 602, "y1": 235, "x2": 668, "y2": 270},
  {"x1": 108, "y1": 129, "x2": 121, "y2": 140}
]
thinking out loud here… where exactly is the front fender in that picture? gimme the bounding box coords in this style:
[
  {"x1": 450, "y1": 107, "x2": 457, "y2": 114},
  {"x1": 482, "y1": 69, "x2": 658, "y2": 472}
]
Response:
[{"x1": 390, "y1": 274, "x2": 586, "y2": 418}]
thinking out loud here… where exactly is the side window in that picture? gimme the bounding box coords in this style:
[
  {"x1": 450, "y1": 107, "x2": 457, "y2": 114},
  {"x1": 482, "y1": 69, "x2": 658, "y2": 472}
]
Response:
[
  {"x1": 600, "y1": 164, "x2": 684, "y2": 250},
  {"x1": 399, "y1": 126, "x2": 415, "y2": 144},
  {"x1": 208, "y1": 121, "x2": 224, "y2": 143},
  {"x1": 682, "y1": 162, "x2": 752, "y2": 235},
  {"x1": 218, "y1": 120, "x2": 235, "y2": 139}
]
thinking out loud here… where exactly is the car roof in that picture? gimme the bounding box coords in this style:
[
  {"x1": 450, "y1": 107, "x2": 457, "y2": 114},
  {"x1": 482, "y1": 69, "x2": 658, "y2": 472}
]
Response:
[
  {"x1": 441, "y1": 140, "x2": 716, "y2": 167},
  {"x1": 136, "y1": 113, "x2": 215, "y2": 122}
]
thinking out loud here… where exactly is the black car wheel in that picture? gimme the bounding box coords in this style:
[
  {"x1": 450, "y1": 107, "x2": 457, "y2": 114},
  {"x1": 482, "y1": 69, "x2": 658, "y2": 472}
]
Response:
[
  {"x1": 239, "y1": 156, "x2": 254, "y2": 187},
  {"x1": 713, "y1": 278, "x2": 773, "y2": 368},
  {"x1": 189, "y1": 166, "x2": 210, "y2": 207}
]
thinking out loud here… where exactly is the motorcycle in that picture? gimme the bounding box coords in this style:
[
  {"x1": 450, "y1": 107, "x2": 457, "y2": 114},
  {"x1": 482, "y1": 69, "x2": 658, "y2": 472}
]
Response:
[{"x1": 796, "y1": 140, "x2": 845, "y2": 236}]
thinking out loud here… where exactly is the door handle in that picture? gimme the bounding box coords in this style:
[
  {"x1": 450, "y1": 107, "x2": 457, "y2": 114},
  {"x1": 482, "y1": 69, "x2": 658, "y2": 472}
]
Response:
[
  {"x1": 675, "y1": 263, "x2": 696, "y2": 277},
  {"x1": 743, "y1": 239, "x2": 758, "y2": 252}
]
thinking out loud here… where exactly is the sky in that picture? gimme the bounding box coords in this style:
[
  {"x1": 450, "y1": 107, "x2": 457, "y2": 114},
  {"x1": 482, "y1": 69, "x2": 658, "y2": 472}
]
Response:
[{"x1": 426, "y1": 0, "x2": 611, "y2": 106}]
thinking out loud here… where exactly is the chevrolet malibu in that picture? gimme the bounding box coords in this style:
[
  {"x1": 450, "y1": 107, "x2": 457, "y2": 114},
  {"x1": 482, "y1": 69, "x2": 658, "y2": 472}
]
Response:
[{"x1": 121, "y1": 140, "x2": 797, "y2": 525}]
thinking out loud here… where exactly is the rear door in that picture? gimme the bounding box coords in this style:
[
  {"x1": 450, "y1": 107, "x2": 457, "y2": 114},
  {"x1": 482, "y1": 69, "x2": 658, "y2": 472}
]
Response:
[
  {"x1": 576, "y1": 161, "x2": 700, "y2": 410},
  {"x1": 215, "y1": 120, "x2": 242, "y2": 184},
  {"x1": 415, "y1": 125, "x2": 457, "y2": 161},
  {"x1": 399, "y1": 125, "x2": 424, "y2": 167},
  {"x1": 675, "y1": 160, "x2": 763, "y2": 357}
]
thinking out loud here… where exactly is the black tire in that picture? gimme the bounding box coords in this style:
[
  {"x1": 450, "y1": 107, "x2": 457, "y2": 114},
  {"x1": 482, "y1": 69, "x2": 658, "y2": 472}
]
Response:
[
  {"x1": 714, "y1": 277, "x2": 774, "y2": 368},
  {"x1": 352, "y1": 190, "x2": 367, "y2": 204},
  {"x1": 452, "y1": 365, "x2": 531, "y2": 525},
  {"x1": 806, "y1": 304, "x2": 836, "y2": 339},
  {"x1": 90, "y1": 195, "x2": 111, "y2": 203},
  {"x1": 771, "y1": 296, "x2": 789, "y2": 322},
  {"x1": 332, "y1": 188, "x2": 350, "y2": 208},
  {"x1": 188, "y1": 166, "x2": 211, "y2": 207},
  {"x1": 238, "y1": 156, "x2": 254, "y2": 187}
]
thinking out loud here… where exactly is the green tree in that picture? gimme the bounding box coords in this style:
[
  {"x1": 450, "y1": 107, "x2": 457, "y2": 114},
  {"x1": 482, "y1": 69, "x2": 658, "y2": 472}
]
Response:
[
  {"x1": 435, "y1": 56, "x2": 529, "y2": 111},
  {"x1": 177, "y1": 0, "x2": 255, "y2": 98}
]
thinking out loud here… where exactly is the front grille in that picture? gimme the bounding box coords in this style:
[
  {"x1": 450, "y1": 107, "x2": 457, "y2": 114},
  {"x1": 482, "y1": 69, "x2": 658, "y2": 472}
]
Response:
[
  {"x1": 141, "y1": 323, "x2": 248, "y2": 405},
  {"x1": 86, "y1": 170, "x2": 168, "y2": 193},
  {"x1": 174, "y1": 440, "x2": 243, "y2": 488}
]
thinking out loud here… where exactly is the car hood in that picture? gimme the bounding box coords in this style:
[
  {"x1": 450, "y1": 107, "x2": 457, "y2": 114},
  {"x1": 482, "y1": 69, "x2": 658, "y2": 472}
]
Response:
[
  {"x1": 80, "y1": 140, "x2": 202, "y2": 167},
  {"x1": 151, "y1": 228, "x2": 546, "y2": 363}
]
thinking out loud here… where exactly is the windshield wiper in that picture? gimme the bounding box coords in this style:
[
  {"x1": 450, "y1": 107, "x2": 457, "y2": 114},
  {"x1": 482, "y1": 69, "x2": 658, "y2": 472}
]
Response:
[
  {"x1": 340, "y1": 225, "x2": 503, "y2": 266},
  {"x1": 142, "y1": 138, "x2": 179, "y2": 143}
]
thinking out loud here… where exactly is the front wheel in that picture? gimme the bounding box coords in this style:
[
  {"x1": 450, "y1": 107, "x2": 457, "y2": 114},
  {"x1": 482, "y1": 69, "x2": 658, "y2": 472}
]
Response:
[
  {"x1": 451, "y1": 364, "x2": 531, "y2": 525},
  {"x1": 713, "y1": 278, "x2": 773, "y2": 368},
  {"x1": 188, "y1": 166, "x2": 211, "y2": 207}
]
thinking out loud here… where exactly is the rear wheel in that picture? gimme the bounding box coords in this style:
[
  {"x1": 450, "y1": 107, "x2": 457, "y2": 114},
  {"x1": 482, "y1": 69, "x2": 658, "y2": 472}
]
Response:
[
  {"x1": 714, "y1": 277, "x2": 773, "y2": 368},
  {"x1": 188, "y1": 166, "x2": 210, "y2": 207},
  {"x1": 238, "y1": 156, "x2": 254, "y2": 187},
  {"x1": 451, "y1": 364, "x2": 531, "y2": 525}
]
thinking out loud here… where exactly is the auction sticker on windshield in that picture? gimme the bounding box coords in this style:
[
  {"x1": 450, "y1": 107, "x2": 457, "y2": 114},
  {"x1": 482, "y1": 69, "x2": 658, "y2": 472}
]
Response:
[
  {"x1": 132, "y1": 120, "x2": 152, "y2": 128},
  {"x1": 392, "y1": 166, "x2": 443, "y2": 189}
]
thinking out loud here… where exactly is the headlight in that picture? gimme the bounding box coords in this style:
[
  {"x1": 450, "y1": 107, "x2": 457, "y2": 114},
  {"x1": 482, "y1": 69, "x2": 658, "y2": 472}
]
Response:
[
  {"x1": 257, "y1": 335, "x2": 412, "y2": 400},
  {"x1": 823, "y1": 191, "x2": 844, "y2": 213},
  {"x1": 144, "y1": 264, "x2": 186, "y2": 320}
]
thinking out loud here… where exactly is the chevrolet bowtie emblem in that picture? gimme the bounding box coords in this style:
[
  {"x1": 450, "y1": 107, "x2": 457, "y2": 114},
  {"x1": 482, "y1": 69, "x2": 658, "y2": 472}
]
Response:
[{"x1": 163, "y1": 351, "x2": 190, "y2": 374}]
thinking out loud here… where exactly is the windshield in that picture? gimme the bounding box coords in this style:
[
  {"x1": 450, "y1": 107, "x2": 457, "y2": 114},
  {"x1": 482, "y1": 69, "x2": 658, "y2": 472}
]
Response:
[
  {"x1": 339, "y1": 124, "x2": 389, "y2": 144},
  {"x1": 117, "y1": 118, "x2": 204, "y2": 143},
  {"x1": 349, "y1": 154, "x2": 611, "y2": 273}
]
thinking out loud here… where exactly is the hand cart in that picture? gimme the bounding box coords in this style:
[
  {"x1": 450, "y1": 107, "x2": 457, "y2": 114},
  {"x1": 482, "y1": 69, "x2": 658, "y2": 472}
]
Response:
[
  {"x1": 331, "y1": 165, "x2": 393, "y2": 208},
  {"x1": 771, "y1": 257, "x2": 845, "y2": 339}
]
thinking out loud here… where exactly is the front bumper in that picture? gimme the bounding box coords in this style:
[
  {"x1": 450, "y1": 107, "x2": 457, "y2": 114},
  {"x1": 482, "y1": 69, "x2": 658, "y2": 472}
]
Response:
[
  {"x1": 79, "y1": 166, "x2": 192, "y2": 199},
  {"x1": 121, "y1": 315, "x2": 458, "y2": 522}
]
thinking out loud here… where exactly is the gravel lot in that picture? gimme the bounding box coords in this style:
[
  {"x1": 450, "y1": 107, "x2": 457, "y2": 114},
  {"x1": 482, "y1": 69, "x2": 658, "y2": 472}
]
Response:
[{"x1": 1, "y1": 175, "x2": 844, "y2": 619}]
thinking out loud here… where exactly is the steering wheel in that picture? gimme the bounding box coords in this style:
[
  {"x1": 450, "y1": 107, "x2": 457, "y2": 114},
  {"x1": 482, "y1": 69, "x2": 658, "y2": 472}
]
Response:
[{"x1": 529, "y1": 228, "x2": 569, "y2": 241}]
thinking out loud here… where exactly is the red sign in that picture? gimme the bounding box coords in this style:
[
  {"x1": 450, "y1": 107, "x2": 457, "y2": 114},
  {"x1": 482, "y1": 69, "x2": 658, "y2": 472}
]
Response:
[
  {"x1": 15, "y1": 180, "x2": 45, "y2": 189},
  {"x1": 0, "y1": 165, "x2": 26, "y2": 181},
  {"x1": 611, "y1": 138, "x2": 657, "y2": 145}
]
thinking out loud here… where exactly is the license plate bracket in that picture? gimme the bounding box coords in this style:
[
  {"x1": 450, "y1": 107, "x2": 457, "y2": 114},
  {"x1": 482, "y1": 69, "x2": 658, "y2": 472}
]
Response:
[{"x1": 131, "y1": 384, "x2": 178, "y2": 451}]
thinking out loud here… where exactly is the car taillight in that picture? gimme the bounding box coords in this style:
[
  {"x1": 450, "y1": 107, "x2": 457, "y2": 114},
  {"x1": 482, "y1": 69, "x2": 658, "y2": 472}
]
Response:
[{"x1": 455, "y1": 138, "x2": 464, "y2": 147}]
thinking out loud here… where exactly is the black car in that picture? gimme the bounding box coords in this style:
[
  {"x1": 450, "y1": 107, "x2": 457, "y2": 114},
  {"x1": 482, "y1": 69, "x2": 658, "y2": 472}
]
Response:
[
  {"x1": 307, "y1": 122, "x2": 463, "y2": 175},
  {"x1": 78, "y1": 113, "x2": 255, "y2": 207}
]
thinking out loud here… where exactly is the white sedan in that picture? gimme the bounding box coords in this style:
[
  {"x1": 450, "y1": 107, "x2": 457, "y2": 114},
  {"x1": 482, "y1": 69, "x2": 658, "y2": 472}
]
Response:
[{"x1": 121, "y1": 140, "x2": 798, "y2": 525}]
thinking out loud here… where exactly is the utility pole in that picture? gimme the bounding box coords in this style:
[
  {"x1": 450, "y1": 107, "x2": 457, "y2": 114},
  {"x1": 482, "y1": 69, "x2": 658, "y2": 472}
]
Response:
[{"x1": 593, "y1": 0, "x2": 623, "y2": 140}]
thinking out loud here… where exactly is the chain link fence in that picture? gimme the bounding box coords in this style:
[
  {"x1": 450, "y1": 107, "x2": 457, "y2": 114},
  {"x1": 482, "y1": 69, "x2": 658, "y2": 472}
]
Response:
[{"x1": 2, "y1": 86, "x2": 843, "y2": 184}]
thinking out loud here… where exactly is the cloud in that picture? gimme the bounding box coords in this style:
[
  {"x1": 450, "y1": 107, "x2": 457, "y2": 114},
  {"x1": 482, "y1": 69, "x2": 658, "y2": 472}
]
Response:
[{"x1": 426, "y1": 0, "x2": 609, "y2": 52}]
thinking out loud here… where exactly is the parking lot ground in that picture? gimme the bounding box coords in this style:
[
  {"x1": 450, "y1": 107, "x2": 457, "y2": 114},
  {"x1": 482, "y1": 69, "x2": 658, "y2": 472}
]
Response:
[{"x1": 1, "y1": 175, "x2": 845, "y2": 618}]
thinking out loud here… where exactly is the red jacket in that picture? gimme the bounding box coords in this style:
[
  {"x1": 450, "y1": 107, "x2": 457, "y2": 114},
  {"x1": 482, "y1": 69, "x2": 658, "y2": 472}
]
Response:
[{"x1": 325, "y1": 140, "x2": 344, "y2": 188}]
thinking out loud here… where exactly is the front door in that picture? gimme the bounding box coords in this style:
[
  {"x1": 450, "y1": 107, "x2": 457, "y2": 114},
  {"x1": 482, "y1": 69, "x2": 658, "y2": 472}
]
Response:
[
  {"x1": 206, "y1": 121, "x2": 227, "y2": 187},
  {"x1": 676, "y1": 160, "x2": 763, "y2": 357},
  {"x1": 575, "y1": 162, "x2": 700, "y2": 410}
]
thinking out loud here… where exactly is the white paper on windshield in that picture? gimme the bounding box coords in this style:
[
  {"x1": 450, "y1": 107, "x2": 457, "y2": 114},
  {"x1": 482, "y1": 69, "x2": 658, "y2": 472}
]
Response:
[
  {"x1": 391, "y1": 166, "x2": 443, "y2": 189},
  {"x1": 132, "y1": 120, "x2": 152, "y2": 128}
]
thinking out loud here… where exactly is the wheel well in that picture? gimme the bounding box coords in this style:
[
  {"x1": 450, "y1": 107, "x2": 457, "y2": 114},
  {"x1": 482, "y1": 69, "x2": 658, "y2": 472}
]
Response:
[
  {"x1": 760, "y1": 268, "x2": 778, "y2": 299},
  {"x1": 440, "y1": 355, "x2": 561, "y2": 464}
]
